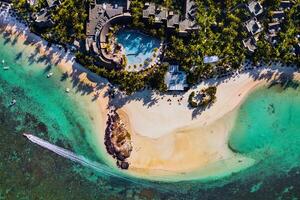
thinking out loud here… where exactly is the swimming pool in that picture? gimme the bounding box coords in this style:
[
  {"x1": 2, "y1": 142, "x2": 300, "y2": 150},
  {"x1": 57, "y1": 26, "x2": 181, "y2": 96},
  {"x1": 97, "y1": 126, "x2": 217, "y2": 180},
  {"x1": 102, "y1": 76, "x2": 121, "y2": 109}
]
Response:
[{"x1": 116, "y1": 29, "x2": 161, "y2": 70}]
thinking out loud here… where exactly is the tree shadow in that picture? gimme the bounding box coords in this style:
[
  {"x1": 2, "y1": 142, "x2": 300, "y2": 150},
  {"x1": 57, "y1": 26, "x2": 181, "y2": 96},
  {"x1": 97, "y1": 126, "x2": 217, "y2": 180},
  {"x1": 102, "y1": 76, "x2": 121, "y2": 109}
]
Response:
[
  {"x1": 60, "y1": 71, "x2": 69, "y2": 81},
  {"x1": 3, "y1": 20, "x2": 299, "y2": 124},
  {"x1": 15, "y1": 52, "x2": 23, "y2": 60},
  {"x1": 43, "y1": 64, "x2": 52, "y2": 73}
]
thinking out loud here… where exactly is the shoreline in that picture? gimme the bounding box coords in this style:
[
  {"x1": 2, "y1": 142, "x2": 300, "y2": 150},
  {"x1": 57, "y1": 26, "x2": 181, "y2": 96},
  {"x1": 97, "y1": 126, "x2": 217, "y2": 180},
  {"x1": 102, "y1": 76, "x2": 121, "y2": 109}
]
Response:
[
  {"x1": 1, "y1": 9, "x2": 300, "y2": 181},
  {"x1": 0, "y1": 10, "x2": 115, "y2": 167}
]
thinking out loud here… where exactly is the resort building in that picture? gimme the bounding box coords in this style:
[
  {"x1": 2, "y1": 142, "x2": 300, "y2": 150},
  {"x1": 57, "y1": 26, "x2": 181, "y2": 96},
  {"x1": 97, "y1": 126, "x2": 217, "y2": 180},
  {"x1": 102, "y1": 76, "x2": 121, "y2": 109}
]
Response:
[
  {"x1": 280, "y1": 1, "x2": 294, "y2": 10},
  {"x1": 142, "y1": 3, "x2": 155, "y2": 19},
  {"x1": 247, "y1": 1, "x2": 263, "y2": 16},
  {"x1": 85, "y1": 0, "x2": 132, "y2": 68},
  {"x1": 294, "y1": 43, "x2": 300, "y2": 56},
  {"x1": 204, "y1": 56, "x2": 219, "y2": 64},
  {"x1": 244, "y1": 17, "x2": 263, "y2": 35},
  {"x1": 27, "y1": 0, "x2": 37, "y2": 6},
  {"x1": 32, "y1": 9, "x2": 54, "y2": 28},
  {"x1": 271, "y1": 10, "x2": 285, "y2": 21},
  {"x1": 265, "y1": 32, "x2": 279, "y2": 46},
  {"x1": 46, "y1": 0, "x2": 60, "y2": 8},
  {"x1": 166, "y1": 12, "x2": 180, "y2": 29},
  {"x1": 268, "y1": 21, "x2": 281, "y2": 33},
  {"x1": 142, "y1": 1, "x2": 199, "y2": 36},
  {"x1": 154, "y1": 7, "x2": 168, "y2": 24},
  {"x1": 243, "y1": 37, "x2": 257, "y2": 52},
  {"x1": 86, "y1": 1, "x2": 130, "y2": 36},
  {"x1": 165, "y1": 65, "x2": 188, "y2": 91},
  {"x1": 31, "y1": 0, "x2": 61, "y2": 28}
]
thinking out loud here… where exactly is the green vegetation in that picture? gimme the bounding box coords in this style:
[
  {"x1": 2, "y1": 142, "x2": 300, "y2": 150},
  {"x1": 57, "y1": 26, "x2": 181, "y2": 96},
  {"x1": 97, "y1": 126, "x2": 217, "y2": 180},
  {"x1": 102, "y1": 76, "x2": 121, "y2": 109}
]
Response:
[
  {"x1": 131, "y1": 0, "x2": 299, "y2": 86},
  {"x1": 188, "y1": 86, "x2": 217, "y2": 108},
  {"x1": 47, "y1": 0, "x2": 87, "y2": 43},
  {"x1": 12, "y1": 0, "x2": 300, "y2": 95},
  {"x1": 253, "y1": 2, "x2": 300, "y2": 65},
  {"x1": 75, "y1": 52, "x2": 168, "y2": 94},
  {"x1": 188, "y1": 91, "x2": 198, "y2": 108},
  {"x1": 13, "y1": 0, "x2": 87, "y2": 44}
]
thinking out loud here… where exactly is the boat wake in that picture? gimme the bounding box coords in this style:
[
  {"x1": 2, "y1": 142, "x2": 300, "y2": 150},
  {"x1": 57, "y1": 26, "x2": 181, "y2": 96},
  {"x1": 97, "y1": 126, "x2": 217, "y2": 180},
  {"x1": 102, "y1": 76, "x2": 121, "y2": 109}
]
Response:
[
  {"x1": 23, "y1": 133, "x2": 172, "y2": 192},
  {"x1": 23, "y1": 133, "x2": 137, "y2": 183}
]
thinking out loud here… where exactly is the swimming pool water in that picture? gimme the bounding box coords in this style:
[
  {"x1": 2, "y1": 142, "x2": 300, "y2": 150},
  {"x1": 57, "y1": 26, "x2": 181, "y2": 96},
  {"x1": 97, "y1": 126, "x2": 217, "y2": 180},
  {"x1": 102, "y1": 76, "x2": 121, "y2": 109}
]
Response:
[{"x1": 116, "y1": 29, "x2": 160, "y2": 68}]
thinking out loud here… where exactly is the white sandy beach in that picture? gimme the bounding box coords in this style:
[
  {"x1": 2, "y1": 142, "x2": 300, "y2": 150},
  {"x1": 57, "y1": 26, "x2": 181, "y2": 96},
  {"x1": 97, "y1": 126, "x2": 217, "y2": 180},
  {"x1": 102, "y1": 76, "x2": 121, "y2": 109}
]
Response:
[
  {"x1": 1, "y1": 7, "x2": 299, "y2": 181},
  {"x1": 118, "y1": 66, "x2": 300, "y2": 179}
]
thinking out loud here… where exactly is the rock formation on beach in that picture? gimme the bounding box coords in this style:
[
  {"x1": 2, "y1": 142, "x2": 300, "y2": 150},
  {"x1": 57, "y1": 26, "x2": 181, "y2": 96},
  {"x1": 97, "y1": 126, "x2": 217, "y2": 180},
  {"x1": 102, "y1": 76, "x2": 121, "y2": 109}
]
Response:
[{"x1": 104, "y1": 110, "x2": 132, "y2": 169}]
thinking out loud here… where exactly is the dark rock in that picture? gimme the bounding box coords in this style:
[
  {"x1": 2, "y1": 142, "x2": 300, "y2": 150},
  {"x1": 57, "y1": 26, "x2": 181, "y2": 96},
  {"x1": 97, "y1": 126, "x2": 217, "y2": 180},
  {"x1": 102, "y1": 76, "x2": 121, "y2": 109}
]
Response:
[
  {"x1": 116, "y1": 153, "x2": 125, "y2": 161},
  {"x1": 120, "y1": 161, "x2": 129, "y2": 170}
]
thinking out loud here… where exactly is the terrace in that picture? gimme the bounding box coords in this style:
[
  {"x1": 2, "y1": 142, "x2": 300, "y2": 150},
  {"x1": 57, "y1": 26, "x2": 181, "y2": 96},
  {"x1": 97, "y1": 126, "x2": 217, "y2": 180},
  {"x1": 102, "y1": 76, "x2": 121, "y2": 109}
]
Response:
[
  {"x1": 33, "y1": 9, "x2": 54, "y2": 28},
  {"x1": 243, "y1": 37, "x2": 257, "y2": 53}
]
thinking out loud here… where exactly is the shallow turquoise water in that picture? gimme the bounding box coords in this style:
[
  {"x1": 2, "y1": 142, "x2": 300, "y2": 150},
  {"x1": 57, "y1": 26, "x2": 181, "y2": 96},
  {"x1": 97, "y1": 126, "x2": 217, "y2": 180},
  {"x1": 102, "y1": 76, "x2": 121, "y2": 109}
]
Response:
[
  {"x1": 229, "y1": 83, "x2": 300, "y2": 175},
  {"x1": 0, "y1": 35, "x2": 102, "y2": 161},
  {"x1": 1, "y1": 30, "x2": 300, "y2": 199},
  {"x1": 116, "y1": 29, "x2": 160, "y2": 67}
]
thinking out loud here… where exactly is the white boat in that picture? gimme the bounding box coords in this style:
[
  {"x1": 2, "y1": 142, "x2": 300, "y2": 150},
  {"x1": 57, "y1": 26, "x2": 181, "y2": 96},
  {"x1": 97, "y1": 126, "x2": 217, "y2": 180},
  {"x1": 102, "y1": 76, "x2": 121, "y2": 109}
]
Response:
[
  {"x1": 9, "y1": 99, "x2": 16, "y2": 107},
  {"x1": 1, "y1": 60, "x2": 4, "y2": 64},
  {"x1": 47, "y1": 72, "x2": 53, "y2": 78},
  {"x1": 65, "y1": 88, "x2": 70, "y2": 93},
  {"x1": 3, "y1": 66, "x2": 9, "y2": 70}
]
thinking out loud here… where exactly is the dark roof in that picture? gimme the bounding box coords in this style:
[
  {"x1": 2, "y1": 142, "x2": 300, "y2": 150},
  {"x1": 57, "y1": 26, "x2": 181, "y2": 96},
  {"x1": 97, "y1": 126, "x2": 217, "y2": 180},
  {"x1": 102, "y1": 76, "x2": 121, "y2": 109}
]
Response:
[
  {"x1": 185, "y1": 0, "x2": 197, "y2": 20},
  {"x1": 105, "y1": 6, "x2": 123, "y2": 18},
  {"x1": 86, "y1": 4, "x2": 107, "y2": 36},
  {"x1": 34, "y1": 9, "x2": 54, "y2": 27},
  {"x1": 280, "y1": 1, "x2": 294, "y2": 9},
  {"x1": 154, "y1": 8, "x2": 167, "y2": 23},
  {"x1": 295, "y1": 43, "x2": 300, "y2": 55},
  {"x1": 247, "y1": 1, "x2": 263, "y2": 16},
  {"x1": 268, "y1": 21, "x2": 281, "y2": 33},
  {"x1": 271, "y1": 10, "x2": 285, "y2": 20},
  {"x1": 142, "y1": 3, "x2": 155, "y2": 18},
  {"x1": 167, "y1": 13, "x2": 180, "y2": 28}
]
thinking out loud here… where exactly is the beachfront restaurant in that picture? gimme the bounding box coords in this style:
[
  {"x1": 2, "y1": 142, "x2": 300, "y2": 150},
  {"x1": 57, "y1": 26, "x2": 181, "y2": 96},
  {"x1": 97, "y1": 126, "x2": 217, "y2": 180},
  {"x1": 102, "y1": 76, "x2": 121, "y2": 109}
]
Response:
[{"x1": 165, "y1": 65, "x2": 188, "y2": 91}]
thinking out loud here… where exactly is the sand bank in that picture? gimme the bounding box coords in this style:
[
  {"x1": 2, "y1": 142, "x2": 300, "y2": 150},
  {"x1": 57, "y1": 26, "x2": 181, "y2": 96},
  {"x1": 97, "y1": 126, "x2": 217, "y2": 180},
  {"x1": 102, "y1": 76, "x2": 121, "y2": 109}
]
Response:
[
  {"x1": 1, "y1": 9, "x2": 299, "y2": 181},
  {"x1": 116, "y1": 67, "x2": 300, "y2": 180}
]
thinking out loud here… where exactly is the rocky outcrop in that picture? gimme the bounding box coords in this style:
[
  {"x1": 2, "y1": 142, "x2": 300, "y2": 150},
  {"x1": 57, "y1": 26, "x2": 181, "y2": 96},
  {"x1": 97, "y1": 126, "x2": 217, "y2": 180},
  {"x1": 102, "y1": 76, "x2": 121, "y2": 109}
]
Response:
[{"x1": 104, "y1": 110, "x2": 132, "y2": 169}]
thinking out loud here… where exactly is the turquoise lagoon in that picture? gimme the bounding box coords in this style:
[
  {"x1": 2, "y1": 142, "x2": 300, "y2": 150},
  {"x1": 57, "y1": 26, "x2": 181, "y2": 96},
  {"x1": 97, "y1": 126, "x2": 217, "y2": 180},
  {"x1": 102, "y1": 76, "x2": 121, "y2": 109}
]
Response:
[
  {"x1": 1, "y1": 30, "x2": 300, "y2": 199},
  {"x1": 116, "y1": 29, "x2": 160, "y2": 68}
]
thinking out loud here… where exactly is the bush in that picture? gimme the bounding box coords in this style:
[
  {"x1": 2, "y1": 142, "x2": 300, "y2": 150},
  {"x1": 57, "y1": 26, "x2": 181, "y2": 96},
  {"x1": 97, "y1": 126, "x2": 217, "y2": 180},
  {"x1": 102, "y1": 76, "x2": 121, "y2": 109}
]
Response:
[{"x1": 188, "y1": 91, "x2": 198, "y2": 107}]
